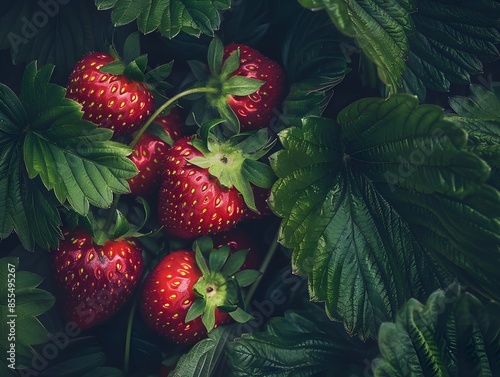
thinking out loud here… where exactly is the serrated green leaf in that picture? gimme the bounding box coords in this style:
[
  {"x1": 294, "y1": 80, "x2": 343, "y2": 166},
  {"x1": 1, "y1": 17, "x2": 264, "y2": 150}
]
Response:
[
  {"x1": 170, "y1": 326, "x2": 236, "y2": 377},
  {"x1": 96, "y1": 0, "x2": 232, "y2": 39},
  {"x1": 227, "y1": 308, "x2": 370, "y2": 377},
  {"x1": 270, "y1": 94, "x2": 500, "y2": 339},
  {"x1": 0, "y1": 257, "x2": 54, "y2": 369},
  {"x1": 301, "y1": 0, "x2": 416, "y2": 91},
  {"x1": 403, "y1": 0, "x2": 500, "y2": 100},
  {"x1": 373, "y1": 289, "x2": 500, "y2": 377}
]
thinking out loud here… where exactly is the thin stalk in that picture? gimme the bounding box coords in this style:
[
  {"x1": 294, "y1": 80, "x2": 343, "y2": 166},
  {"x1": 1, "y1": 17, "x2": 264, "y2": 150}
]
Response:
[
  {"x1": 123, "y1": 297, "x2": 139, "y2": 376},
  {"x1": 244, "y1": 230, "x2": 279, "y2": 307},
  {"x1": 130, "y1": 87, "x2": 218, "y2": 148}
]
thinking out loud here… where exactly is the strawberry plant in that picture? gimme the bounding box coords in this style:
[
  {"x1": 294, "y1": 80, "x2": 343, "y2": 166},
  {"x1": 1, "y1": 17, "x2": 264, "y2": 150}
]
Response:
[{"x1": 0, "y1": 1, "x2": 499, "y2": 377}]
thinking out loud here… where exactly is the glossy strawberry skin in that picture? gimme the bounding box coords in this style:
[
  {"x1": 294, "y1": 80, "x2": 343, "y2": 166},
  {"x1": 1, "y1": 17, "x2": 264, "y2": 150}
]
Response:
[
  {"x1": 66, "y1": 52, "x2": 155, "y2": 136},
  {"x1": 211, "y1": 227, "x2": 261, "y2": 271},
  {"x1": 140, "y1": 250, "x2": 230, "y2": 345},
  {"x1": 158, "y1": 137, "x2": 245, "y2": 240},
  {"x1": 223, "y1": 44, "x2": 286, "y2": 131},
  {"x1": 52, "y1": 227, "x2": 143, "y2": 329},
  {"x1": 127, "y1": 108, "x2": 185, "y2": 197}
]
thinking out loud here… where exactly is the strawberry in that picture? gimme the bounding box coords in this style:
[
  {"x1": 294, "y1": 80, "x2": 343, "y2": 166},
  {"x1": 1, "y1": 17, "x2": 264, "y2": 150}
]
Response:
[
  {"x1": 222, "y1": 44, "x2": 286, "y2": 131},
  {"x1": 140, "y1": 238, "x2": 258, "y2": 345},
  {"x1": 203, "y1": 38, "x2": 286, "y2": 132},
  {"x1": 51, "y1": 227, "x2": 143, "y2": 329},
  {"x1": 140, "y1": 250, "x2": 230, "y2": 344},
  {"x1": 66, "y1": 52, "x2": 155, "y2": 136},
  {"x1": 158, "y1": 137, "x2": 246, "y2": 240},
  {"x1": 127, "y1": 108, "x2": 185, "y2": 197},
  {"x1": 211, "y1": 227, "x2": 261, "y2": 271}
]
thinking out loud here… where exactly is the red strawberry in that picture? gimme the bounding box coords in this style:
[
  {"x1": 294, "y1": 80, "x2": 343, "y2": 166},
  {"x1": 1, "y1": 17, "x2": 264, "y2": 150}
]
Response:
[
  {"x1": 140, "y1": 240, "x2": 258, "y2": 345},
  {"x1": 128, "y1": 108, "x2": 185, "y2": 196},
  {"x1": 66, "y1": 52, "x2": 155, "y2": 136},
  {"x1": 211, "y1": 227, "x2": 261, "y2": 271},
  {"x1": 205, "y1": 42, "x2": 286, "y2": 132},
  {"x1": 158, "y1": 137, "x2": 246, "y2": 240},
  {"x1": 223, "y1": 44, "x2": 285, "y2": 131},
  {"x1": 140, "y1": 250, "x2": 231, "y2": 345},
  {"x1": 52, "y1": 227, "x2": 143, "y2": 329}
]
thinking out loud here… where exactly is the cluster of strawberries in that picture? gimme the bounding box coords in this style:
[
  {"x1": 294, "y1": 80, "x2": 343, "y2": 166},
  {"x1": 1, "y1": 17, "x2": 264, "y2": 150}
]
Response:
[{"x1": 52, "y1": 41, "x2": 285, "y2": 345}]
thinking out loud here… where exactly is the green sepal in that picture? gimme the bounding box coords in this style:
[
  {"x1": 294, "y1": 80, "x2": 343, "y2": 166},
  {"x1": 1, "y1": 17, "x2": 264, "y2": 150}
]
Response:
[
  {"x1": 208, "y1": 36, "x2": 224, "y2": 76},
  {"x1": 194, "y1": 240, "x2": 211, "y2": 276},
  {"x1": 198, "y1": 119, "x2": 226, "y2": 150},
  {"x1": 218, "y1": 101, "x2": 240, "y2": 134},
  {"x1": 242, "y1": 160, "x2": 276, "y2": 189},
  {"x1": 202, "y1": 305, "x2": 216, "y2": 332},
  {"x1": 222, "y1": 76, "x2": 264, "y2": 96},
  {"x1": 229, "y1": 307, "x2": 254, "y2": 323},
  {"x1": 193, "y1": 236, "x2": 214, "y2": 258},
  {"x1": 220, "y1": 48, "x2": 241, "y2": 80},
  {"x1": 217, "y1": 304, "x2": 238, "y2": 313},
  {"x1": 209, "y1": 245, "x2": 230, "y2": 273},
  {"x1": 144, "y1": 62, "x2": 174, "y2": 85},
  {"x1": 99, "y1": 61, "x2": 126, "y2": 75},
  {"x1": 222, "y1": 249, "x2": 249, "y2": 276},
  {"x1": 234, "y1": 269, "x2": 262, "y2": 287},
  {"x1": 123, "y1": 55, "x2": 148, "y2": 82},
  {"x1": 185, "y1": 298, "x2": 206, "y2": 323},
  {"x1": 187, "y1": 60, "x2": 210, "y2": 82},
  {"x1": 112, "y1": 209, "x2": 131, "y2": 239}
]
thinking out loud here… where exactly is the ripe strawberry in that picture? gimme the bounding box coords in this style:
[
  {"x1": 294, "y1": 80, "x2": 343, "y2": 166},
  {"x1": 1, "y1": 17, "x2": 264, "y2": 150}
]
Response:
[
  {"x1": 140, "y1": 239, "x2": 258, "y2": 345},
  {"x1": 66, "y1": 52, "x2": 155, "y2": 136},
  {"x1": 222, "y1": 44, "x2": 286, "y2": 131},
  {"x1": 204, "y1": 39, "x2": 286, "y2": 132},
  {"x1": 158, "y1": 137, "x2": 246, "y2": 240},
  {"x1": 140, "y1": 250, "x2": 230, "y2": 344},
  {"x1": 52, "y1": 227, "x2": 143, "y2": 329},
  {"x1": 128, "y1": 108, "x2": 185, "y2": 196},
  {"x1": 211, "y1": 227, "x2": 261, "y2": 271}
]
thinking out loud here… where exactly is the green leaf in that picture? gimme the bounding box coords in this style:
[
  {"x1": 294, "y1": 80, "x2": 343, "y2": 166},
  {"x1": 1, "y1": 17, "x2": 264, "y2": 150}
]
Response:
[
  {"x1": 447, "y1": 84, "x2": 500, "y2": 190},
  {"x1": 300, "y1": 0, "x2": 416, "y2": 91},
  {"x1": 169, "y1": 326, "x2": 236, "y2": 377},
  {"x1": 96, "y1": 0, "x2": 232, "y2": 39},
  {"x1": 227, "y1": 308, "x2": 370, "y2": 377},
  {"x1": 373, "y1": 288, "x2": 500, "y2": 377},
  {"x1": 280, "y1": 7, "x2": 349, "y2": 128},
  {"x1": 0, "y1": 62, "x2": 138, "y2": 250},
  {"x1": 403, "y1": 0, "x2": 500, "y2": 100},
  {"x1": 0, "y1": 1, "x2": 111, "y2": 83},
  {"x1": 0, "y1": 257, "x2": 54, "y2": 370},
  {"x1": 270, "y1": 94, "x2": 500, "y2": 339}
]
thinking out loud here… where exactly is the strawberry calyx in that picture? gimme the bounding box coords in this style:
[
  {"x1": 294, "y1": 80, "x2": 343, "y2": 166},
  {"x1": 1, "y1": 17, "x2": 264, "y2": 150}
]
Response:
[
  {"x1": 187, "y1": 127, "x2": 277, "y2": 212},
  {"x1": 203, "y1": 36, "x2": 265, "y2": 133},
  {"x1": 185, "y1": 236, "x2": 259, "y2": 332}
]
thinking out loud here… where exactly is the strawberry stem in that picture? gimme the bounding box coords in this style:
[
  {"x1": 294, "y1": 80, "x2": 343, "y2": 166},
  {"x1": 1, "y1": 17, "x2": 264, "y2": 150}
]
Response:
[
  {"x1": 244, "y1": 230, "x2": 279, "y2": 307},
  {"x1": 129, "y1": 86, "x2": 218, "y2": 148},
  {"x1": 123, "y1": 297, "x2": 138, "y2": 376}
]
